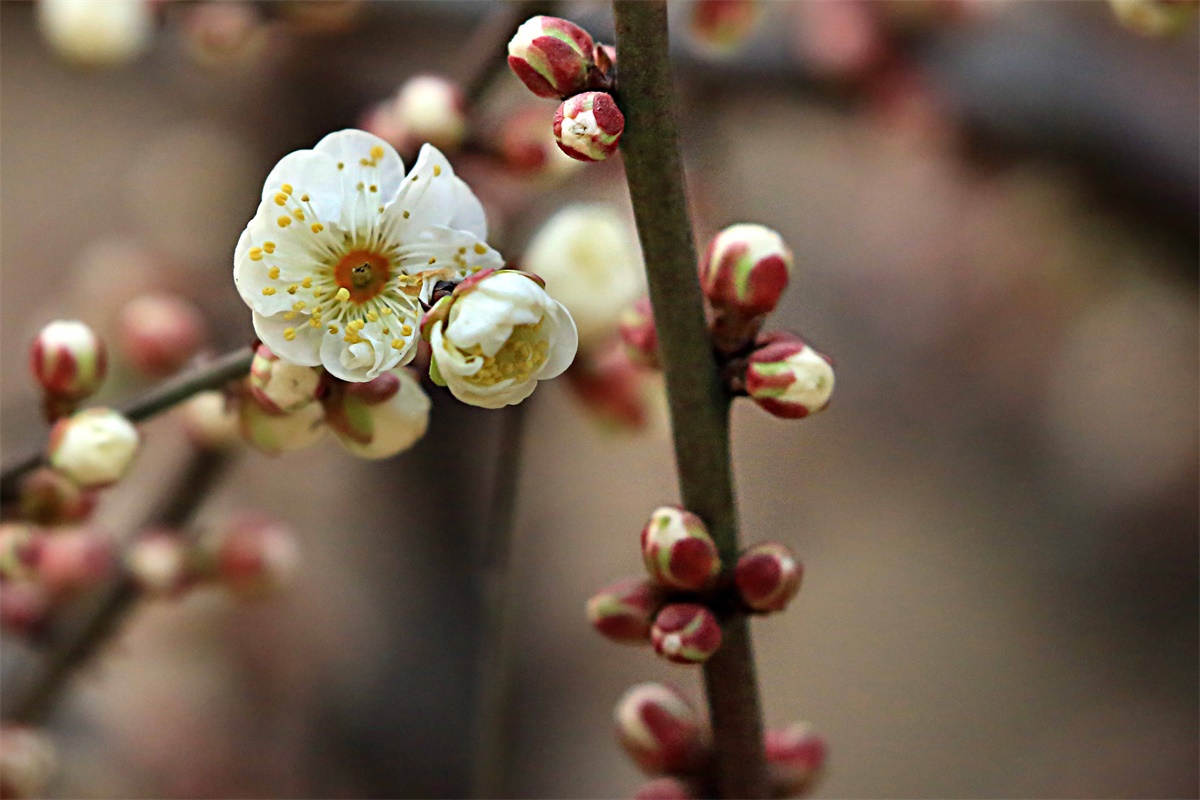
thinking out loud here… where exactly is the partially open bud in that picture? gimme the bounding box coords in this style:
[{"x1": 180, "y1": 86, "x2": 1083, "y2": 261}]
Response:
[
  {"x1": 735, "y1": 542, "x2": 803, "y2": 613},
  {"x1": 390, "y1": 75, "x2": 467, "y2": 152},
  {"x1": 119, "y1": 293, "x2": 208, "y2": 378},
  {"x1": 323, "y1": 369, "x2": 431, "y2": 459},
  {"x1": 744, "y1": 333, "x2": 834, "y2": 419},
  {"x1": 765, "y1": 723, "x2": 828, "y2": 797},
  {"x1": 203, "y1": 513, "x2": 299, "y2": 599},
  {"x1": 37, "y1": 0, "x2": 153, "y2": 67},
  {"x1": 0, "y1": 583, "x2": 51, "y2": 637},
  {"x1": 641, "y1": 507, "x2": 721, "y2": 591},
  {"x1": 29, "y1": 320, "x2": 107, "y2": 403},
  {"x1": 0, "y1": 524, "x2": 42, "y2": 582},
  {"x1": 651, "y1": 603, "x2": 723, "y2": 665},
  {"x1": 700, "y1": 224, "x2": 793, "y2": 320},
  {"x1": 553, "y1": 92, "x2": 624, "y2": 162},
  {"x1": 586, "y1": 576, "x2": 665, "y2": 643},
  {"x1": 0, "y1": 727, "x2": 57, "y2": 800},
  {"x1": 1111, "y1": 0, "x2": 1199, "y2": 35},
  {"x1": 179, "y1": 391, "x2": 240, "y2": 450},
  {"x1": 126, "y1": 529, "x2": 191, "y2": 597},
  {"x1": 634, "y1": 777, "x2": 699, "y2": 800},
  {"x1": 688, "y1": 0, "x2": 764, "y2": 57},
  {"x1": 36, "y1": 526, "x2": 117, "y2": 596},
  {"x1": 19, "y1": 468, "x2": 98, "y2": 527},
  {"x1": 614, "y1": 682, "x2": 707, "y2": 774},
  {"x1": 507, "y1": 15, "x2": 596, "y2": 99},
  {"x1": 248, "y1": 344, "x2": 322, "y2": 415},
  {"x1": 238, "y1": 393, "x2": 325, "y2": 456},
  {"x1": 620, "y1": 297, "x2": 660, "y2": 369},
  {"x1": 48, "y1": 407, "x2": 140, "y2": 488}
]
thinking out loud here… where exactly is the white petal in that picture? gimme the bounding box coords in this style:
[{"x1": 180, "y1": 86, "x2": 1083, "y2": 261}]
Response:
[
  {"x1": 314, "y1": 129, "x2": 405, "y2": 203},
  {"x1": 253, "y1": 311, "x2": 323, "y2": 367},
  {"x1": 393, "y1": 144, "x2": 486, "y2": 238},
  {"x1": 538, "y1": 299, "x2": 579, "y2": 380},
  {"x1": 446, "y1": 292, "x2": 540, "y2": 356},
  {"x1": 261, "y1": 149, "x2": 344, "y2": 224}
]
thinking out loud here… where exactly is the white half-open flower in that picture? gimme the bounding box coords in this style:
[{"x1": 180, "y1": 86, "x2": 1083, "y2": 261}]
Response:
[
  {"x1": 233, "y1": 129, "x2": 503, "y2": 383},
  {"x1": 424, "y1": 271, "x2": 578, "y2": 408}
]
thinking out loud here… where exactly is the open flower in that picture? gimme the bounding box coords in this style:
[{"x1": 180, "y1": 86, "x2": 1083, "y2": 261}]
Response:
[
  {"x1": 422, "y1": 270, "x2": 577, "y2": 408},
  {"x1": 234, "y1": 129, "x2": 503, "y2": 383}
]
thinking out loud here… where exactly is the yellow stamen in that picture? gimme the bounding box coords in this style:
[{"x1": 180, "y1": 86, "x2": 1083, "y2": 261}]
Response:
[
  {"x1": 249, "y1": 247, "x2": 263, "y2": 261},
  {"x1": 277, "y1": 216, "x2": 291, "y2": 228},
  {"x1": 335, "y1": 287, "x2": 351, "y2": 302},
  {"x1": 281, "y1": 184, "x2": 293, "y2": 195},
  {"x1": 262, "y1": 287, "x2": 276, "y2": 296},
  {"x1": 268, "y1": 267, "x2": 280, "y2": 279},
  {"x1": 311, "y1": 223, "x2": 324, "y2": 233},
  {"x1": 263, "y1": 241, "x2": 276, "y2": 253},
  {"x1": 274, "y1": 193, "x2": 287, "y2": 206},
  {"x1": 284, "y1": 327, "x2": 296, "y2": 341}
]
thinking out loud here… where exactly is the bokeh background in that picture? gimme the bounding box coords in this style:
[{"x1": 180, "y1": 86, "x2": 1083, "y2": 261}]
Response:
[{"x1": 1, "y1": 1, "x2": 1197, "y2": 797}]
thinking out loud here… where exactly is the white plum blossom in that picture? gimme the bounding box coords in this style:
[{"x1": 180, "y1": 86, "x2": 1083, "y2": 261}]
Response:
[
  {"x1": 37, "y1": 0, "x2": 153, "y2": 66},
  {"x1": 424, "y1": 271, "x2": 578, "y2": 409},
  {"x1": 234, "y1": 130, "x2": 504, "y2": 383}
]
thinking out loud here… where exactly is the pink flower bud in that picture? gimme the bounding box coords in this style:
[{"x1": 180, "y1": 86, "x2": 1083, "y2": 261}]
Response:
[
  {"x1": 699, "y1": 224, "x2": 792, "y2": 319},
  {"x1": 620, "y1": 297, "x2": 660, "y2": 369},
  {"x1": 650, "y1": 603, "x2": 723, "y2": 665},
  {"x1": 47, "y1": 407, "x2": 140, "y2": 488},
  {"x1": 118, "y1": 293, "x2": 208, "y2": 378},
  {"x1": 499, "y1": 107, "x2": 584, "y2": 179},
  {"x1": 389, "y1": 75, "x2": 467, "y2": 152},
  {"x1": 0, "y1": 582, "x2": 51, "y2": 637},
  {"x1": 19, "y1": 468, "x2": 97, "y2": 527},
  {"x1": 688, "y1": 0, "x2": 764, "y2": 56},
  {"x1": 30, "y1": 320, "x2": 107, "y2": 404},
  {"x1": 586, "y1": 576, "x2": 664, "y2": 644},
  {"x1": 634, "y1": 777, "x2": 699, "y2": 800},
  {"x1": 507, "y1": 15, "x2": 596, "y2": 99},
  {"x1": 553, "y1": 91, "x2": 624, "y2": 162},
  {"x1": 126, "y1": 529, "x2": 191, "y2": 597},
  {"x1": 205, "y1": 513, "x2": 299, "y2": 599},
  {"x1": 744, "y1": 333, "x2": 834, "y2": 420},
  {"x1": 238, "y1": 392, "x2": 325, "y2": 456},
  {"x1": 323, "y1": 369, "x2": 431, "y2": 459},
  {"x1": 36, "y1": 526, "x2": 117, "y2": 596},
  {"x1": 765, "y1": 723, "x2": 827, "y2": 797},
  {"x1": 179, "y1": 391, "x2": 240, "y2": 450},
  {"x1": 563, "y1": 345, "x2": 650, "y2": 432},
  {"x1": 180, "y1": 1, "x2": 268, "y2": 70},
  {"x1": 248, "y1": 344, "x2": 322, "y2": 415},
  {"x1": 735, "y1": 542, "x2": 803, "y2": 613},
  {"x1": 0, "y1": 524, "x2": 42, "y2": 582},
  {"x1": 641, "y1": 507, "x2": 721, "y2": 591},
  {"x1": 614, "y1": 682, "x2": 707, "y2": 774},
  {"x1": 0, "y1": 726, "x2": 57, "y2": 800}
]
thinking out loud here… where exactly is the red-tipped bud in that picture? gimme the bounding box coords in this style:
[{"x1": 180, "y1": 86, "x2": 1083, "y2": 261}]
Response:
[
  {"x1": 700, "y1": 224, "x2": 793, "y2": 319},
  {"x1": 688, "y1": 0, "x2": 764, "y2": 56},
  {"x1": 47, "y1": 407, "x2": 140, "y2": 488},
  {"x1": 507, "y1": 15, "x2": 596, "y2": 99},
  {"x1": 620, "y1": 297, "x2": 660, "y2": 369},
  {"x1": 0, "y1": 726, "x2": 57, "y2": 800},
  {"x1": 204, "y1": 513, "x2": 299, "y2": 599},
  {"x1": 563, "y1": 345, "x2": 650, "y2": 431},
  {"x1": 322, "y1": 369, "x2": 431, "y2": 459},
  {"x1": 29, "y1": 320, "x2": 107, "y2": 403},
  {"x1": 248, "y1": 344, "x2": 322, "y2": 415},
  {"x1": 634, "y1": 777, "x2": 700, "y2": 800},
  {"x1": 614, "y1": 682, "x2": 708, "y2": 774},
  {"x1": 19, "y1": 468, "x2": 98, "y2": 527},
  {"x1": 119, "y1": 293, "x2": 208, "y2": 377},
  {"x1": 126, "y1": 529, "x2": 192, "y2": 597},
  {"x1": 651, "y1": 603, "x2": 723, "y2": 665},
  {"x1": 179, "y1": 391, "x2": 240, "y2": 450},
  {"x1": 586, "y1": 577, "x2": 665, "y2": 643},
  {"x1": 641, "y1": 507, "x2": 721, "y2": 591},
  {"x1": 0, "y1": 582, "x2": 50, "y2": 637},
  {"x1": 744, "y1": 333, "x2": 834, "y2": 420},
  {"x1": 0, "y1": 524, "x2": 42, "y2": 583},
  {"x1": 553, "y1": 92, "x2": 624, "y2": 162},
  {"x1": 36, "y1": 527, "x2": 117, "y2": 596},
  {"x1": 735, "y1": 542, "x2": 803, "y2": 613},
  {"x1": 765, "y1": 723, "x2": 828, "y2": 797}
]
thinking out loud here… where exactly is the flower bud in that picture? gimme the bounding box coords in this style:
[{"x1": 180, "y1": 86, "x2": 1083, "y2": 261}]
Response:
[
  {"x1": 688, "y1": 0, "x2": 764, "y2": 57},
  {"x1": 1111, "y1": 0, "x2": 1199, "y2": 35},
  {"x1": 36, "y1": 526, "x2": 117, "y2": 596},
  {"x1": 641, "y1": 507, "x2": 721, "y2": 591},
  {"x1": 735, "y1": 542, "x2": 803, "y2": 613},
  {"x1": 48, "y1": 407, "x2": 140, "y2": 488},
  {"x1": 507, "y1": 15, "x2": 596, "y2": 99},
  {"x1": 203, "y1": 513, "x2": 299, "y2": 599},
  {"x1": 634, "y1": 777, "x2": 699, "y2": 800},
  {"x1": 238, "y1": 393, "x2": 325, "y2": 456},
  {"x1": 248, "y1": 344, "x2": 322, "y2": 415},
  {"x1": 389, "y1": 75, "x2": 467, "y2": 152},
  {"x1": 614, "y1": 682, "x2": 707, "y2": 774},
  {"x1": 651, "y1": 603, "x2": 722, "y2": 665},
  {"x1": 19, "y1": 468, "x2": 97, "y2": 527},
  {"x1": 119, "y1": 293, "x2": 208, "y2": 378},
  {"x1": 180, "y1": 1, "x2": 268, "y2": 70},
  {"x1": 37, "y1": 0, "x2": 153, "y2": 67},
  {"x1": 323, "y1": 369, "x2": 431, "y2": 459},
  {"x1": 0, "y1": 582, "x2": 50, "y2": 637},
  {"x1": 744, "y1": 333, "x2": 834, "y2": 419},
  {"x1": 29, "y1": 320, "x2": 107, "y2": 403},
  {"x1": 179, "y1": 391, "x2": 240, "y2": 450},
  {"x1": 765, "y1": 723, "x2": 828, "y2": 797},
  {"x1": 126, "y1": 529, "x2": 191, "y2": 597},
  {"x1": 620, "y1": 297, "x2": 660, "y2": 369},
  {"x1": 563, "y1": 344, "x2": 650, "y2": 431},
  {"x1": 0, "y1": 727, "x2": 57, "y2": 800},
  {"x1": 586, "y1": 577, "x2": 664, "y2": 643},
  {"x1": 553, "y1": 92, "x2": 624, "y2": 162},
  {"x1": 699, "y1": 224, "x2": 793, "y2": 319},
  {"x1": 499, "y1": 107, "x2": 585, "y2": 179},
  {"x1": 0, "y1": 524, "x2": 42, "y2": 582}
]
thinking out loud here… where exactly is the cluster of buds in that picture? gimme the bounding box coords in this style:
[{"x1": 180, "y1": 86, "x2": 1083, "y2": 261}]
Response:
[
  {"x1": 612, "y1": 682, "x2": 828, "y2": 799},
  {"x1": 30, "y1": 320, "x2": 107, "y2": 421},
  {"x1": 507, "y1": 16, "x2": 624, "y2": 162}
]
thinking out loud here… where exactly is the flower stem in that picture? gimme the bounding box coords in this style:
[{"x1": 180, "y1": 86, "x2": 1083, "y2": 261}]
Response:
[
  {"x1": 611, "y1": 2, "x2": 770, "y2": 796},
  {"x1": 0, "y1": 346, "x2": 254, "y2": 504}
]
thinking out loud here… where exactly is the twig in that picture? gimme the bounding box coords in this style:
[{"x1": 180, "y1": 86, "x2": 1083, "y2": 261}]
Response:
[{"x1": 611, "y1": 2, "x2": 769, "y2": 797}]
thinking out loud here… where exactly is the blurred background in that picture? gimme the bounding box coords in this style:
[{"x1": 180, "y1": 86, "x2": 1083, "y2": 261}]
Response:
[{"x1": 1, "y1": 0, "x2": 1196, "y2": 797}]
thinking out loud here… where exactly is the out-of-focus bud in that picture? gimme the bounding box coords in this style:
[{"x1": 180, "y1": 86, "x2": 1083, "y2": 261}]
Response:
[
  {"x1": 118, "y1": 293, "x2": 208, "y2": 378},
  {"x1": 744, "y1": 333, "x2": 834, "y2": 420},
  {"x1": 651, "y1": 603, "x2": 723, "y2": 665},
  {"x1": 238, "y1": 393, "x2": 325, "y2": 456},
  {"x1": 390, "y1": 75, "x2": 468, "y2": 152},
  {"x1": 0, "y1": 524, "x2": 42, "y2": 582},
  {"x1": 29, "y1": 320, "x2": 107, "y2": 404},
  {"x1": 323, "y1": 369, "x2": 431, "y2": 459},
  {"x1": 553, "y1": 92, "x2": 624, "y2": 162},
  {"x1": 0, "y1": 582, "x2": 51, "y2": 636},
  {"x1": 19, "y1": 468, "x2": 97, "y2": 527},
  {"x1": 641, "y1": 506, "x2": 721, "y2": 591},
  {"x1": 0, "y1": 726, "x2": 57, "y2": 800},
  {"x1": 36, "y1": 527, "x2": 117, "y2": 596},
  {"x1": 499, "y1": 107, "x2": 583, "y2": 179},
  {"x1": 615, "y1": 683, "x2": 707, "y2": 774},
  {"x1": 179, "y1": 391, "x2": 240, "y2": 450},
  {"x1": 248, "y1": 344, "x2": 322, "y2": 415},
  {"x1": 48, "y1": 408, "x2": 140, "y2": 488},
  {"x1": 735, "y1": 542, "x2": 803, "y2": 613},
  {"x1": 507, "y1": 15, "x2": 596, "y2": 99},
  {"x1": 586, "y1": 576, "x2": 665, "y2": 643},
  {"x1": 620, "y1": 297, "x2": 660, "y2": 369},
  {"x1": 180, "y1": 1, "x2": 268, "y2": 70},
  {"x1": 126, "y1": 529, "x2": 191, "y2": 597},
  {"x1": 37, "y1": 0, "x2": 153, "y2": 67},
  {"x1": 203, "y1": 513, "x2": 299, "y2": 599},
  {"x1": 688, "y1": 0, "x2": 764, "y2": 57},
  {"x1": 634, "y1": 777, "x2": 699, "y2": 800},
  {"x1": 563, "y1": 345, "x2": 651, "y2": 431},
  {"x1": 765, "y1": 723, "x2": 828, "y2": 797},
  {"x1": 700, "y1": 224, "x2": 793, "y2": 320},
  {"x1": 1111, "y1": 0, "x2": 1199, "y2": 35}
]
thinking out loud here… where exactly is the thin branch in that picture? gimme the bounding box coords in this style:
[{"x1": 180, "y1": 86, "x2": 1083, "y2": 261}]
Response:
[{"x1": 612, "y1": 2, "x2": 769, "y2": 797}]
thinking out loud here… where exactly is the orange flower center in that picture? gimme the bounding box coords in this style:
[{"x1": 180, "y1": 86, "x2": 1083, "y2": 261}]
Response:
[{"x1": 333, "y1": 250, "x2": 391, "y2": 303}]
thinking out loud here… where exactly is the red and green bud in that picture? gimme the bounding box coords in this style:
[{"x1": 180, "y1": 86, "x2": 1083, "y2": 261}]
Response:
[
  {"x1": 19, "y1": 468, "x2": 97, "y2": 527},
  {"x1": 744, "y1": 332, "x2": 834, "y2": 419},
  {"x1": 563, "y1": 345, "x2": 650, "y2": 432},
  {"x1": 47, "y1": 407, "x2": 141, "y2": 488},
  {"x1": 36, "y1": 526, "x2": 117, "y2": 596},
  {"x1": 688, "y1": 0, "x2": 764, "y2": 56},
  {"x1": 641, "y1": 506, "x2": 721, "y2": 591},
  {"x1": 700, "y1": 224, "x2": 793, "y2": 319},
  {"x1": 0, "y1": 726, "x2": 57, "y2": 800},
  {"x1": 29, "y1": 320, "x2": 107, "y2": 403},
  {"x1": 322, "y1": 369, "x2": 431, "y2": 459},
  {"x1": 201, "y1": 513, "x2": 299, "y2": 599},
  {"x1": 0, "y1": 524, "x2": 42, "y2": 582},
  {"x1": 619, "y1": 297, "x2": 660, "y2": 369},
  {"x1": 238, "y1": 392, "x2": 325, "y2": 456},
  {"x1": 651, "y1": 603, "x2": 723, "y2": 665},
  {"x1": 553, "y1": 91, "x2": 624, "y2": 162},
  {"x1": 126, "y1": 529, "x2": 192, "y2": 597},
  {"x1": 634, "y1": 777, "x2": 699, "y2": 800},
  {"x1": 119, "y1": 293, "x2": 208, "y2": 378},
  {"x1": 614, "y1": 682, "x2": 708, "y2": 774},
  {"x1": 735, "y1": 542, "x2": 803, "y2": 613},
  {"x1": 248, "y1": 344, "x2": 323, "y2": 415},
  {"x1": 765, "y1": 723, "x2": 828, "y2": 797},
  {"x1": 586, "y1": 576, "x2": 665, "y2": 644},
  {"x1": 507, "y1": 15, "x2": 596, "y2": 99}
]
